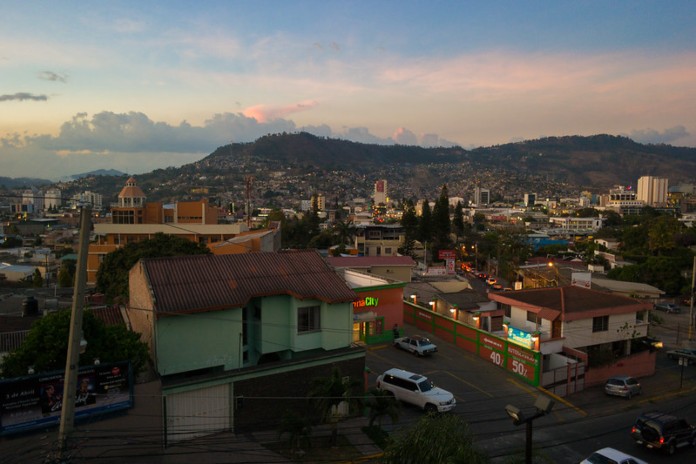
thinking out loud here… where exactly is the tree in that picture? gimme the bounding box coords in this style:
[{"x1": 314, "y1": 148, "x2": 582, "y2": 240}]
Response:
[
  {"x1": 1, "y1": 309, "x2": 150, "y2": 378},
  {"x1": 277, "y1": 410, "x2": 313, "y2": 457},
  {"x1": 495, "y1": 231, "x2": 532, "y2": 282},
  {"x1": 96, "y1": 233, "x2": 211, "y2": 301},
  {"x1": 364, "y1": 388, "x2": 400, "y2": 428},
  {"x1": 452, "y1": 201, "x2": 465, "y2": 239},
  {"x1": 332, "y1": 219, "x2": 356, "y2": 247},
  {"x1": 58, "y1": 259, "x2": 76, "y2": 288},
  {"x1": 417, "y1": 199, "x2": 432, "y2": 244},
  {"x1": 432, "y1": 185, "x2": 451, "y2": 247},
  {"x1": 399, "y1": 199, "x2": 419, "y2": 257},
  {"x1": 32, "y1": 268, "x2": 43, "y2": 288},
  {"x1": 647, "y1": 216, "x2": 682, "y2": 256},
  {"x1": 308, "y1": 366, "x2": 362, "y2": 446},
  {"x1": 381, "y1": 413, "x2": 489, "y2": 464}
]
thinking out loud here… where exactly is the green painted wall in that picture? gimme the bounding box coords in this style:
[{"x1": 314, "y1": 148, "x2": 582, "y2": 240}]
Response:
[
  {"x1": 259, "y1": 295, "x2": 292, "y2": 354},
  {"x1": 320, "y1": 302, "x2": 354, "y2": 349},
  {"x1": 156, "y1": 309, "x2": 242, "y2": 375}
]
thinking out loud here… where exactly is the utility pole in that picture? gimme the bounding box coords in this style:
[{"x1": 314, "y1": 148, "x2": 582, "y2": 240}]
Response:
[
  {"x1": 57, "y1": 205, "x2": 91, "y2": 458},
  {"x1": 690, "y1": 256, "x2": 695, "y2": 341},
  {"x1": 244, "y1": 175, "x2": 253, "y2": 229}
]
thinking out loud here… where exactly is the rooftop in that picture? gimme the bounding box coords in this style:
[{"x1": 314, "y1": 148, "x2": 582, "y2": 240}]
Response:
[{"x1": 139, "y1": 250, "x2": 358, "y2": 315}]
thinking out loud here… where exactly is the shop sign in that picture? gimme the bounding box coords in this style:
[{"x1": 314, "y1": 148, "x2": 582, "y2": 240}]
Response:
[
  {"x1": 507, "y1": 327, "x2": 533, "y2": 349},
  {"x1": 353, "y1": 297, "x2": 379, "y2": 309}
]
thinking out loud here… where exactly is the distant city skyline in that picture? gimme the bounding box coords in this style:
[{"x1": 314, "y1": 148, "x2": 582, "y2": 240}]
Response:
[{"x1": 2, "y1": 1, "x2": 695, "y2": 180}]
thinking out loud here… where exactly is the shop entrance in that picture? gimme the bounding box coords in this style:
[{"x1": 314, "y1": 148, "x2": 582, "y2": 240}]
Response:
[{"x1": 352, "y1": 314, "x2": 385, "y2": 344}]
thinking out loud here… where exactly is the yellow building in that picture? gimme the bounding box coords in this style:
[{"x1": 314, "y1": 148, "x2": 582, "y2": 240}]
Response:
[{"x1": 87, "y1": 177, "x2": 279, "y2": 284}]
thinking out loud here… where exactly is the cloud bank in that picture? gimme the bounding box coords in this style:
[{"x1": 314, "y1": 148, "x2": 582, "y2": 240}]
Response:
[
  {"x1": 0, "y1": 109, "x2": 456, "y2": 180},
  {"x1": 0, "y1": 92, "x2": 48, "y2": 102}
]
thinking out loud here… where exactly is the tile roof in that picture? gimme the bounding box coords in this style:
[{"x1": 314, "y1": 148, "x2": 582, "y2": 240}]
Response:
[
  {"x1": 89, "y1": 305, "x2": 126, "y2": 326},
  {"x1": 140, "y1": 250, "x2": 358, "y2": 315},
  {"x1": 489, "y1": 285, "x2": 651, "y2": 321}
]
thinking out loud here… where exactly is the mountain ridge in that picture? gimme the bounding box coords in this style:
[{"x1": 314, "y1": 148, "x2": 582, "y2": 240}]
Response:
[{"x1": 5, "y1": 133, "x2": 695, "y2": 205}]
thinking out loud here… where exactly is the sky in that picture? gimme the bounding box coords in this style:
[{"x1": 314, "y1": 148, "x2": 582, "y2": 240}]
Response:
[{"x1": 2, "y1": 1, "x2": 696, "y2": 180}]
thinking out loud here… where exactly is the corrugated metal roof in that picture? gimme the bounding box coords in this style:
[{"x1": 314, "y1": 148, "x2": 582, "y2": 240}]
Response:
[
  {"x1": 89, "y1": 305, "x2": 126, "y2": 326},
  {"x1": 141, "y1": 250, "x2": 358, "y2": 315}
]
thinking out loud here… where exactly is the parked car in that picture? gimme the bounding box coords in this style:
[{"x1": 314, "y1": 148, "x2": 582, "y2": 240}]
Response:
[
  {"x1": 666, "y1": 348, "x2": 696, "y2": 364},
  {"x1": 654, "y1": 302, "x2": 680, "y2": 313},
  {"x1": 393, "y1": 335, "x2": 438, "y2": 356},
  {"x1": 376, "y1": 368, "x2": 456, "y2": 413},
  {"x1": 640, "y1": 336, "x2": 663, "y2": 350},
  {"x1": 580, "y1": 447, "x2": 648, "y2": 464},
  {"x1": 631, "y1": 411, "x2": 696, "y2": 455},
  {"x1": 604, "y1": 376, "x2": 642, "y2": 399}
]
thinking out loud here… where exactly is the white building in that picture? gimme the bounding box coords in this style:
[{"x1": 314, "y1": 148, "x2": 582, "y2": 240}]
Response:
[
  {"x1": 637, "y1": 176, "x2": 669, "y2": 206},
  {"x1": 549, "y1": 217, "x2": 604, "y2": 231},
  {"x1": 373, "y1": 179, "x2": 388, "y2": 205},
  {"x1": 44, "y1": 188, "x2": 62, "y2": 210},
  {"x1": 71, "y1": 191, "x2": 103, "y2": 210}
]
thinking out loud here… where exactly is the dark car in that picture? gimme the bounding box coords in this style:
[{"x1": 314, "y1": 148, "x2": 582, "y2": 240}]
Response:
[
  {"x1": 654, "y1": 302, "x2": 680, "y2": 313},
  {"x1": 639, "y1": 336, "x2": 663, "y2": 350},
  {"x1": 630, "y1": 411, "x2": 696, "y2": 455},
  {"x1": 666, "y1": 348, "x2": 696, "y2": 364}
]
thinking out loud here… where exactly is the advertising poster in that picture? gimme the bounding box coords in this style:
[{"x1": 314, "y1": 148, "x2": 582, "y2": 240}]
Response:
[{"x1": 0, "y1": 361, "x2": 132, "y2": 436}]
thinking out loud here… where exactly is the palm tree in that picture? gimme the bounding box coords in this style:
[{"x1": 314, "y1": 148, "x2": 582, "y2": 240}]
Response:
[
  {"x1": 308, "y1": 366, "x2": 363, "y2": 446},
  {"x1": 333, "y1": 219, "x2": 356, "y2": 247},
  {"x1": 365, "y1": 388, "x2": 400, "y2": 428},
  {"x1": 277, "y1": 410, "x2": 312, "y2": 457}
]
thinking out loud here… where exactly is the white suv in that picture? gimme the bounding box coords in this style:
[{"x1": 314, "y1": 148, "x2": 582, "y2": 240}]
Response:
[{"x1": 376, "y1": 368, "x2": 456, "y2": 413}]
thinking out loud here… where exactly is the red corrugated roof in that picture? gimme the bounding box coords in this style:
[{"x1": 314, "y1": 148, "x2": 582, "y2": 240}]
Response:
[
  {"x1": 89, "y1": 305, "x2": 126, "y2": 326},
  {"x1": 141, "y1": 250, "x2": 358, "y2": 315}
]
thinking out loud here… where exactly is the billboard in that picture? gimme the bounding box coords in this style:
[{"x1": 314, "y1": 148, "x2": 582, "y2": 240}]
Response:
[{"x1": 0, "y1": 361, "x2": 132, "y2": 436}]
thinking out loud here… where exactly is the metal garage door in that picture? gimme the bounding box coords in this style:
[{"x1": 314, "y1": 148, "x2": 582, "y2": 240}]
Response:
[{"x1": 165, "y1": 383, "x2": 231, "y2": 444}]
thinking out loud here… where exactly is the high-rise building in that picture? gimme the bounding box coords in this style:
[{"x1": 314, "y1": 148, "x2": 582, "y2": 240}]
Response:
[
  {"x1": 310, "y1": 193, "x2": 326, "y2": 211},
  {"x1": 524, "y1": 193, "x2": 537, "y2": 207},
  {"x1": 637, "y1": 176, "x2": 669, "y2": 206},
  {"x1": 474, "y1": 187, "x2": 490, "y2": 207},
  {"x1": 44, "y1": 188, "x2": 62, "y2": 210},
  {"x1": 373, "y1": 179, "x2": 388, "y2": 205}
]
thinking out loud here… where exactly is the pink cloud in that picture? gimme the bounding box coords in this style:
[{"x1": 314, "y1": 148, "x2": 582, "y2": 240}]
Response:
[{"x1": 243, "y1": 100, "x2": 318, "y2": 123}]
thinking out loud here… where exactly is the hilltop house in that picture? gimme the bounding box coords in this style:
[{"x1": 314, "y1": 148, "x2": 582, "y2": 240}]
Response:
[{"x1": 127, "y1": 250, "x2": 364, "y2": 444}]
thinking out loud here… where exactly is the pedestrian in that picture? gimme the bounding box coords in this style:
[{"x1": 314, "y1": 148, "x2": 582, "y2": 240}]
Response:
[{"x1": 393, "y1": 323, "x2": 399, "y2": 339}]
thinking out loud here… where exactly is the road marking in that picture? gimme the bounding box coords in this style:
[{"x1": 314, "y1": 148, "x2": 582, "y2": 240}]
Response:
[
  {"x1": 446, "y1": 371, "x2": 493, "y2": 397},
  {"x1": 538, "y1": 385, "x2": 587, "y2": 418},
  {"x1": 507, "y1": 379, "x2": 587, "y2": 418}
]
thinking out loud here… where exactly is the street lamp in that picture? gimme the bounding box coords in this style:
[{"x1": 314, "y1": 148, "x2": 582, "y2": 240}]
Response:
[
  {"x1": 504, "y1": 396, "x2": 555, "y2": 464},
  {"x1": 547, "y1": 262, "x2": 559, "y2": 287}
]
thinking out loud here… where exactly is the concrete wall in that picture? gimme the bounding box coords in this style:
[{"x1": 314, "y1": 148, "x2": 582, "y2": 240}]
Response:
[{"x1": 584, "y1": 350, "x2": 656, "y2": 387}]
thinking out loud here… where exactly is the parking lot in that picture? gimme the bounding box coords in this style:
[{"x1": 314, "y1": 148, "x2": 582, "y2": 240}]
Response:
[{"x1": 367, "y1": 314, "x2": 696, "y2": 462}]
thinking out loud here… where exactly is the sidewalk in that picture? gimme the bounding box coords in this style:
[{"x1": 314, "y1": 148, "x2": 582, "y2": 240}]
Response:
[{"x1": 248, "y1": 416, "x2": 383, "y2": 464}]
